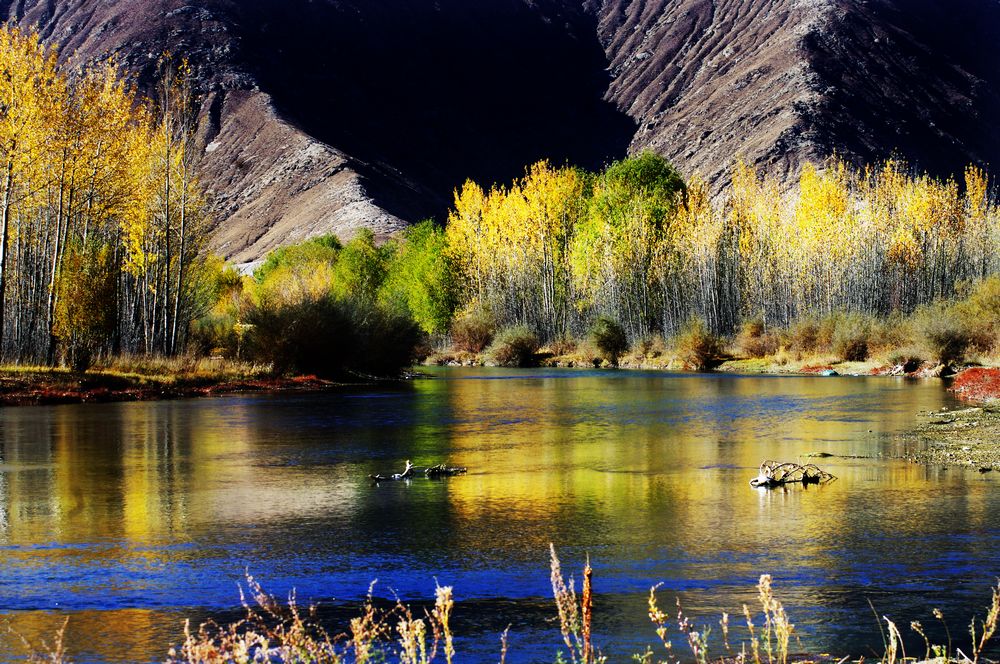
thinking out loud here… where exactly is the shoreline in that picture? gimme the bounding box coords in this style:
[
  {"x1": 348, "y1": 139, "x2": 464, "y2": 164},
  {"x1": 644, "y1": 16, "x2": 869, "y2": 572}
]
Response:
[
  {"x1": 423, "y1": 354, "x2": 1000, "y2": 470},
  {"x1": 425, "y1": 348, "x2": 958, "y2": 378},
  {"x1": 0, "y1": 368, "x2": 351, "y2": 407},
  {"x1": 895, "y1": 404, "x2": 1000, "y2": 470}
]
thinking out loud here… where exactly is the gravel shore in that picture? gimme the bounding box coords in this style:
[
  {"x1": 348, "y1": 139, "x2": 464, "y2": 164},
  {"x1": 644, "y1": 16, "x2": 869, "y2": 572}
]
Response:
[{"x1": 898, "y1": 404, "x2": 1000, "y2": 471}]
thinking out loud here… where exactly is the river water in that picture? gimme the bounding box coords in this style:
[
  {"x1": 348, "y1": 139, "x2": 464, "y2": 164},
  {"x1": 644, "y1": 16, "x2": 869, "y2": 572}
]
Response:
[{"x1": 1, "y1": 368, "x2": 997, "y2": 662}]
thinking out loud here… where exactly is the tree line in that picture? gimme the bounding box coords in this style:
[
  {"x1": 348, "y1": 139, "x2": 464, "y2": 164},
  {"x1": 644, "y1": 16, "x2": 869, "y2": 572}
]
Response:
[
  {"x1": 191, "y1": 151, "x2": 1000, "y2": 376},
  {"x1": 5, "y1": 22, "x2": 1000, "y2": 376},
  {"x1": 445, "y1": 154, "x2": 1000, "y2": 342},
  {"x1": 0, "y1": 26, "x2": 207, "y2": 368}
]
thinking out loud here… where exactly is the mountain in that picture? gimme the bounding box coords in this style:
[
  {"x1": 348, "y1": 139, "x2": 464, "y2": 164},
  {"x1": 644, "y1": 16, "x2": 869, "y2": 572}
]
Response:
[
  {"x1": 597, "y1": 0, "x2": 1000, "y2": 185},
  {"x1": 2, "y1": 0, "x2": 998, "y2": 262}
]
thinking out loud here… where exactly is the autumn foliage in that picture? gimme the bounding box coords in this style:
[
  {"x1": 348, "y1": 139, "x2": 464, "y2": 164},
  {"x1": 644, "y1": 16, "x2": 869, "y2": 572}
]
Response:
[
  {"x1": 0, "y1": 26, "x2": 208, "y2": 367},
  {"x1": 445, "y1": 154, "x2": 1000, "y2": 347}
]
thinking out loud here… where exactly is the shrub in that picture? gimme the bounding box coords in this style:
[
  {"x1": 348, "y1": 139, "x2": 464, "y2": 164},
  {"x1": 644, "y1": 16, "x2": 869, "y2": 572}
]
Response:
[
  {"x1": 916, "y1": 305, "x2": 972, "y2": 366},
  {"x1": 633, "y1": 335, "x2": 667, "y2": 359},
  {"x1": 189, "y1": 313, "x2": 239, "y2": 356},
  {"x1": 737, "y1": 317, "x2": 779, "y2": 358},
  {"x1": 352, "y1": 304, "x2": 423, "y2": 376},
  {"x1": 816, "y1": 315, "x2": 839, "y2": 352},
  {"x1": 245, "y1": 296, "x2": 350, "y2": 376},
  {"x1": 590, "y1": 316, "x2": 629, "y2": 366},
  {"x1": 451, "y1": 306, "x2": 495, "y2": 353},
  {"x1": 832, "y1": 317, "x2": 871, "y2": 362},
  {"x1": 548, "y1": 335, "x2": 578, "y2": 357},
  {"x1": 953, "y1": 276, "x2": 1000, "y2": 354},
  {"x1": 869, "y1": 314, "x2": 913, "y2": 353},
  {"x1": 788, "y1": 318, "x2": 820, "y2": 353},
  {"x1": 487, "y1": 326, "x2": 541, "y2": 367},
  {"x1": 245, "y1": 296, "x2": 420, "y2": 378},
  {"x1": 674, "y1": 318, "x2": 724, "y2": 371}
]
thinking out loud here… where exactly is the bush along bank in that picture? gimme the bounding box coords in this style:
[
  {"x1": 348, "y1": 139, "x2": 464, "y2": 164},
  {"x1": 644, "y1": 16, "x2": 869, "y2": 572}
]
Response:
[{"x1": 423, "y1": 275, "x2": 1000, "y2": 376}]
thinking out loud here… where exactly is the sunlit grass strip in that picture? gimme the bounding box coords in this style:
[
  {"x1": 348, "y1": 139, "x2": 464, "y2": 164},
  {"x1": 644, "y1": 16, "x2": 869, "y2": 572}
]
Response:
[
  {"x1": 0, "y1": 356, "x2": 271, "y2": 383},
  {"x1": 92, "y1": 355, "x2": 273, "y2": 382}
]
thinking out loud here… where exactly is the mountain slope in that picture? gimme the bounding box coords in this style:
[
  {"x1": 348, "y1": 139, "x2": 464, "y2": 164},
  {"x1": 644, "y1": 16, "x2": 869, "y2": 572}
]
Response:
[
  {"x1": 595, "y1": 0, "x2": 1000, "y2": 186},
  {"x1": 2, "y1": 0, "x2": 998, "y2": 261}
]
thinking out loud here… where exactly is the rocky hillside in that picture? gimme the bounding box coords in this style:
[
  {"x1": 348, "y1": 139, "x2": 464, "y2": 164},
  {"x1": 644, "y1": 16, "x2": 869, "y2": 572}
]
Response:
[
  {"x1": 2, "y1": 0, "x2": 998, "y2": 262},
  {"x1": 596, "y1": 0, "x2": 1000, "y2": 186}
]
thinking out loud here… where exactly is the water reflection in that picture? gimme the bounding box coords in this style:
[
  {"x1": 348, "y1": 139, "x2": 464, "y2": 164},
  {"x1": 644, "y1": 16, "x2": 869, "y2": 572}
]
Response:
[{"x1": 0, "y1": 370, "x2": 996, "y2": 662}]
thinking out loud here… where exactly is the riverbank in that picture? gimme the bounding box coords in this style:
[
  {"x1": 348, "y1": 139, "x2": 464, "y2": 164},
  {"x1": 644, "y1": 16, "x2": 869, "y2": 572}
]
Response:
[
  {"x1": 425, "y1": 346, "x2": 955, "y2": 378},
  {"x1": 894, "y1": 367, "x2": 1000, "y2": 469},
  {"x1": 0, "y1": 361, "x2": 343, "y2": 406},
  {"x1": 426, "y1": 347, "x2": 1000, "y2": 470}
]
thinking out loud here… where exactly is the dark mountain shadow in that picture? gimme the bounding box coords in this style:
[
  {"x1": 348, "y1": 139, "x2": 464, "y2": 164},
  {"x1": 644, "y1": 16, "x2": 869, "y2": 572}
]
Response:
[
  {"x1": 238, "y1": 0, "x2": 637, "y2": 222},
  {"x1": 806, "y1": 0, "x2": 1000, "y2": 179}
]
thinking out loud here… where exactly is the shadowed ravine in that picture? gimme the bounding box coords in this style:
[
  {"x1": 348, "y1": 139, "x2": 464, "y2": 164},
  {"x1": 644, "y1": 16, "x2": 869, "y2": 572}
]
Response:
[{"x1": 239, "y1": 0, "x2": 637, "y2": 222}]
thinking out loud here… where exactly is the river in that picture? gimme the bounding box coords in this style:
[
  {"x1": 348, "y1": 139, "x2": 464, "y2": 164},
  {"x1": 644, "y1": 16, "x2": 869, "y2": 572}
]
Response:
[{"x1": 1, "y1": 368, "x2": 997, "y2": 662}]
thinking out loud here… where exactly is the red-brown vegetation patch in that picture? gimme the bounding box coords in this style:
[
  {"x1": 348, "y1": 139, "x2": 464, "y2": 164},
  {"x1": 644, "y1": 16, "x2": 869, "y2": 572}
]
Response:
[
  {"x1": 0, "y1": 372, "x2": 342, "y2": 407},
  {"x1": 950, "y1": 367, "x2": 1000, "y2": 402},
  {"x1": 800, "y1": 364, "x2": 835, "y2": 374}
]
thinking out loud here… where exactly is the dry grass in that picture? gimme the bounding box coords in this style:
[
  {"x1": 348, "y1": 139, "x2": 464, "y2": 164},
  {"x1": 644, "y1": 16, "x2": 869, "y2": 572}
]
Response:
[
  {"x1": 93, "y1": 354, "x2": 272, "y2": 383},
  {"x1": 13, "y1": 618, "x2": 70, "y2": 663},
  {"x1": 23, "y1": 564, "x2": 1000, "y2": 664},
  {"x1": 161, "y1": 574, "x2": 464, "y2": 664},
  {"x1": 549, "y1": 543, "x2": 589, "y2": 663}
]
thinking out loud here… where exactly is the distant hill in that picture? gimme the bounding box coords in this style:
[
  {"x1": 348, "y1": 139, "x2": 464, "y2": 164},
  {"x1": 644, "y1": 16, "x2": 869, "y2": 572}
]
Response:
[{"x1": 4, "y1": 0, "x2": 998, "y2": 262}]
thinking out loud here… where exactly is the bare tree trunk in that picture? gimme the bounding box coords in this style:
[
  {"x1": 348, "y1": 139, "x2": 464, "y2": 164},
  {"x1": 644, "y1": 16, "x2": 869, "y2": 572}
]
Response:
[{"x1": 0, "y1": 159, "x2": 16, "y2": 358}]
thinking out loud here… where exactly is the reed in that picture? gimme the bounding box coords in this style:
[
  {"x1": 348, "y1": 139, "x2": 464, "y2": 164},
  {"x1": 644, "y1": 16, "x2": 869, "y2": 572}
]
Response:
[{"x1": 22, "y1": 564, "x2": 1000, "y2": 664}]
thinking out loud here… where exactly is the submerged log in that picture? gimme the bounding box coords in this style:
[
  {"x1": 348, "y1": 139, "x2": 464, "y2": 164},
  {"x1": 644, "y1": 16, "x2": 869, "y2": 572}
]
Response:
[
  {"x1": 423, "y1": 463, "x2": 468, "y2": 478},
  {"x1": 370, "y1": 460, "x2": 467, "y2": 482},
  {"x1": 750, "y1": 460, "x2": 837, "y2": 488}
]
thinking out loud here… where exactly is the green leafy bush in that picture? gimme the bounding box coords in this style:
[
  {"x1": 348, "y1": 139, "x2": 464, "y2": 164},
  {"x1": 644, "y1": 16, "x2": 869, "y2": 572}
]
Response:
[
  {"x1": 253, "y1": 234, "x2": 341, "y2": 285},
  {"x1": 487, "y1": 326, "x2": 541, "y2": 367},
  {"x1": 239, "y1": 232, "x2": 421, "y2": 377},
  {"x1": 379, "y1": 221, "x2": 457, "y2": 335}
]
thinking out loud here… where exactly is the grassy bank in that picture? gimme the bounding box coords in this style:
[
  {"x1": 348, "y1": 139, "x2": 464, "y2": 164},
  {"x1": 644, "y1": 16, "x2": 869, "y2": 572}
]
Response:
[
  {"x1": 425, "y1": 277, "x2": 1000, "y2": 376},
  {"x1": 0, "y1": 357, "x2": 347, "y2": 406}
]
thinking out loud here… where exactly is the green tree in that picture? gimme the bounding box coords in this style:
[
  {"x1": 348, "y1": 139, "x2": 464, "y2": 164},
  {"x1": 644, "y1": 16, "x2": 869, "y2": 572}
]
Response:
[
  {"x1": 380, "y1": 220, "x2": 456, "y2": 335},
  {"x1": 331, "y1": 229, "x2": 390, "y2": 305}
]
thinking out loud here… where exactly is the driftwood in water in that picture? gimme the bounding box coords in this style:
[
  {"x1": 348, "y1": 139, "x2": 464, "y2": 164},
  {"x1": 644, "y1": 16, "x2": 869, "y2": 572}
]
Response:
[
  {"x1": 370, "y1": 460, "x2": 468, "y2": 482},
  {"x1": 750, "y1": 460, "x2": 837, "y2": 488},
  {"x1": 423, "y1": 463, "x2": 468, "y2": 478}
]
